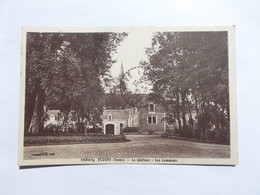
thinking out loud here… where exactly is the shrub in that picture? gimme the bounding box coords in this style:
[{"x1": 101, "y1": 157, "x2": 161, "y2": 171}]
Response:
[
  {"x1": 123, "y1": 127, "x2": 139, "y2": 133},
  {"x1": 45, "y1": 123, "x2": 63, "y2": 132},
  {"x1": 148, "y1": 130, "x2": 154, "y2": 135},
  {"x1": 24, "y1": 134, "x2": 128, "y2": 146},
  {"x1": 86, "y1": 127, "x2": 102, "y2": 133}
]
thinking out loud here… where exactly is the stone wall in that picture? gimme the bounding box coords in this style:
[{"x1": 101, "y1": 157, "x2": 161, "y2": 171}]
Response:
[{"x1": 139, "y1": 111, "x2": 165, "y2": 134}]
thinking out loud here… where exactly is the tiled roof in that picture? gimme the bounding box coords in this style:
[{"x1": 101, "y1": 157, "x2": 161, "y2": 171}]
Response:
[
  {"x1": 47, "y1": 110, "x2": 60, "y2": 118},
  {"x1": 102, "y1": 109, "x2": 130, "y2": 120}
]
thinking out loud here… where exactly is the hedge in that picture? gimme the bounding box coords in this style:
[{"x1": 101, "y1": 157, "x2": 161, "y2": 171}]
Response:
[{"x1": 24, "y1": 134, "x2": 129, "y2": 146}]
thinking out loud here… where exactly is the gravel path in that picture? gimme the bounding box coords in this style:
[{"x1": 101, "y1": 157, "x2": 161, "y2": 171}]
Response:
[{"x1": 23, "y1": 135, "x2": 230, "y2": 160}]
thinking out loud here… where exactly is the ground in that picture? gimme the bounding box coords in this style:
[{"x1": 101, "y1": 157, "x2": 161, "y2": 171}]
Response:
[{"x1": 23, "y1": 135, "x2": 230, "y2": 160}]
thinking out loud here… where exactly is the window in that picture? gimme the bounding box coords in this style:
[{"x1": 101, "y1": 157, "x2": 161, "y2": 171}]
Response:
[
  {"x1": 50, "y1": 114, "x2": 55, "y2": 120},
  {"x1": 148, "y1": 103, "x2": 155, "y2": 112},
  {"x1": 148, "y1": 116, "x2": 152, "y2": 123},
  {"x1": 153, "y1": 116, "x2": 156, "y2": 123},
  {"x1": 148, "y1": 116, "x2": 157, "y2": 124},
  {"x1": 108, "y1": 114, "x2": 112, "y2": 121}
]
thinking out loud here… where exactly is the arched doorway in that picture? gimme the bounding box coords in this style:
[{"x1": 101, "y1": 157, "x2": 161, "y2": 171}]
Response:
[{"x1": 105, "y1": 124, "x2": 115, "y2": 134}]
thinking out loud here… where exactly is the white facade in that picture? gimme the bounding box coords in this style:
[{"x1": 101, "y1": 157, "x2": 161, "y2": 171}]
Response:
[{"x1": 102, "y1": 109, "x2": 130, "y2": 135}]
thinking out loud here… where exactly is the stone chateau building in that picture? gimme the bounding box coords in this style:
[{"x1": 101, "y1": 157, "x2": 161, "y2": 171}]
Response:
[{"x1": 102, "y1": 102, "x2": 166, "y2": 135}]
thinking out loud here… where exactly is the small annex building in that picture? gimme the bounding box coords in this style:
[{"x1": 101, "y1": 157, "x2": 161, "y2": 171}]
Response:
[{"x1": 102, "y1": 109, "x2": 130, "y2": 135}]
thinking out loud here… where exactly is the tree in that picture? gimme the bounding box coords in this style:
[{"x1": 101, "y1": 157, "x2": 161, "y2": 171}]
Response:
[
  {"x1": 25, "y1": 32, "x2": 127, "y2": 133},
  {"x1": 25, "y1": 33, "x2": 66, "y2": 133},
  {"x1": 142, "y1": 31, "x2": 229, "y2": 142},
  {"x1": 103, "y1": 76, "x2": 127, "y2": 109}
]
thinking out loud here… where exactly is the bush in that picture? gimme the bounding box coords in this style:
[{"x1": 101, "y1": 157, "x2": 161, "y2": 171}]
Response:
[
  {"x1": 45, "y1": 123, "x2": 63, "y2": 132},
  {"x1": 148, "y1": 130, "x2": 154, "y2": 135},
  {"x1": 208, "y1": 130, "x2": 216, "y2": 141},
  {"x1": 182, "y1": 127, "x2": 193, "y2": 138},
  {"x1": 86, "y1": 127, "x2": 102, "y2": 133},
  {"x1": 123, "y1": 127, "x2": 139, "y2": 133},
  {"x1": 24, "y1": 134, "x2": 128, "y2": 146}
]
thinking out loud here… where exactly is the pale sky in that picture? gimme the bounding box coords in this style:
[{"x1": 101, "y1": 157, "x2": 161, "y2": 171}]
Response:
[
  {"x1": 111, "y1": 30, "x2": 154, "y2": 93},
  {"x1": 111, "y1": 30, "x2": 153, "y2": 77}
]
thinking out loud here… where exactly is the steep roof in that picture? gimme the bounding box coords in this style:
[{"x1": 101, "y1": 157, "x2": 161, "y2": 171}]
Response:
[
  {"x1": 124, "y1": 93, "x2": 149, "y2": 108},
  {"x1": 47, "y1": 110, "x2": 60, "y2": 118},
  {"x1": 102, "y1": 109, "x2": 130, "y2": 120}
]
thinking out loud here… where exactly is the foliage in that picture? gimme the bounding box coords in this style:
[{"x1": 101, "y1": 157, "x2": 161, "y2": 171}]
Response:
[
  {"x1": 45, "y1": 123, "x2": 63, "y2": 132},
  {"x1": 103, "y1": 76, "x2": 127, "y2": 109},
  {"x1": 123, "y1": 127, "x2": 139, "y2": 133},
  {"x1": 25, "y1": 32, "x2": 127, "y2": 133},
  {"x1": 86, "y1": 127, "x2": 103, "y2": 134},
  {"x1": 142, "y1": 31, "x2": 229, "y2": 143},
  {"x1": 24, "y1": 134, "x2": 127, "y2": 146}
]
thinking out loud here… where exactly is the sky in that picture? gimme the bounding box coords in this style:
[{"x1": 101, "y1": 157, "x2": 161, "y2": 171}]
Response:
[
  {"x1": 110, "y1": 30, "x2": 154, "y2": 93},
  {"x1": 111, "y1": 30, "x2": 153, "y2": 77}
]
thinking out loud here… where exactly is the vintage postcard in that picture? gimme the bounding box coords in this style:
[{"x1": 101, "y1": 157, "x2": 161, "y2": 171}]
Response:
[{"x1": 18, "y1": 26, "x2": 238, "y2": 166}]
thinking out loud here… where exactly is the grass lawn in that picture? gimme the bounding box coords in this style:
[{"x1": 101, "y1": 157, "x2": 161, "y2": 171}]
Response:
[{"x1": 23, "y1": 135, "x2": 230, "y2": 159}]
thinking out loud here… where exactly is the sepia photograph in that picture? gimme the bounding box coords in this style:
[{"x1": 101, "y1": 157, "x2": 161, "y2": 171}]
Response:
[
  {"x1": 3, "y1": 0, "x2": 260, "y2": 194},
  {"x1": 18, "y1": 26, "x2": 237, "y2": 166}
]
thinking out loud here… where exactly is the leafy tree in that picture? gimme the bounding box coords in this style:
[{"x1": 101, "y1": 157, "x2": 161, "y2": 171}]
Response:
[
  {"x1": 103, "y1": 76, "x2": 127, "y2": 109},
  {"x1": 25, "y1": 32, "x2": 127, "y2": 133},
  {"x1": 142, "y1": 31, "x2": 229, "y2": 142}
]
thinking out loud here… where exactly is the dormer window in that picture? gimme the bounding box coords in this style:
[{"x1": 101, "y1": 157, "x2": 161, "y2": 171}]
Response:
[
  {"x1": 50, "y1": 114, "x2": 55, "y2": 122},
  {"x1": 148, "y1": 103, "x2": 155, "y2": 112},
  {"x1": 108, "y1": 114, "x2": 112, "y2": 121}
]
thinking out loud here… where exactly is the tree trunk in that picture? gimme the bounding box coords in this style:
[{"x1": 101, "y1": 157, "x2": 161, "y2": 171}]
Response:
[
  {"x1": 200, "y1": 98, "x2": 206, "y2": 140},
  {"x1": 193, "y1": 93, "x2": 201, "y2": 139},
  {"x1": 226, "y1": 105, "x2": 230, "y2": 142},
  {"x1": 214, "y1": 103, "x2": 221, "y2": 141},
  {"x1": 194, "y1": 93, "x2": 199, "y2": 121},
  {"x1": 63, "y1": 113, "x2": 69, "y2": 132},
  {"x1": 181, "y1": 92, "x2": 187, "y2": 136},
  {"x1": 186, "y1": 95, "x2": 194, "y2": 137},
  {"x1": 28, "y1": 87, "x2": 45, "y2": 134},
  {"x1": 176, "y1": 90, "x2": 182, "y2": 134},
  {"x1": 25, "y1": 79, "x2": 40, "y2": 133}
]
